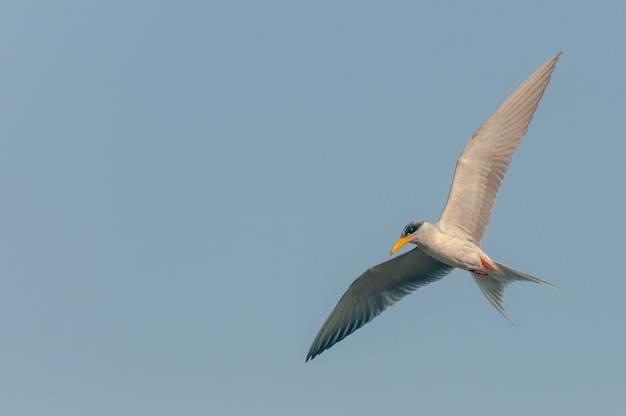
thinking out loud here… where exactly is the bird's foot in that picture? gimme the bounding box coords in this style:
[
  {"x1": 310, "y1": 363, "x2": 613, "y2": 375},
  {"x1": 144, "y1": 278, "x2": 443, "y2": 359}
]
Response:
[{"x1": 480, "y1": 257, "x2": 492, "y2": 270}]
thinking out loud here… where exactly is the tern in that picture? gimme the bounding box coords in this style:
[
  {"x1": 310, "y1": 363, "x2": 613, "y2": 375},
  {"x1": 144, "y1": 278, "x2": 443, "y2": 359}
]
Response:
[{"x1": 306, "y1": 53, "x2": 562, "y2": 361}]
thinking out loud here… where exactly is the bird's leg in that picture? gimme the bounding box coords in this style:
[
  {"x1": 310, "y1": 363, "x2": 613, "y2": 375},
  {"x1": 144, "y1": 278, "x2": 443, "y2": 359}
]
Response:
[
  {"x1": 471, "y1": 257, "x2": 492, "y2": 275},
  {"x1": 480, "y1": 257, "x2": 492, "y2": 270}
]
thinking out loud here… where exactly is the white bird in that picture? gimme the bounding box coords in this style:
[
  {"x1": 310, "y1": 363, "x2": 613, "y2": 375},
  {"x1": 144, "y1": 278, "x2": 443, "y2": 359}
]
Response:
[{"x1": 306, "y1": 53, "x2": 563, "y2": 361}]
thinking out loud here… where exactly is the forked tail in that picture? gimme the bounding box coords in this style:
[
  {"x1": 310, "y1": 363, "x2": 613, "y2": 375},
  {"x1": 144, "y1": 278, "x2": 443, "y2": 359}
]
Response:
[{"x1": 471, "y1": 261, "x2": 562, "y2": 323}]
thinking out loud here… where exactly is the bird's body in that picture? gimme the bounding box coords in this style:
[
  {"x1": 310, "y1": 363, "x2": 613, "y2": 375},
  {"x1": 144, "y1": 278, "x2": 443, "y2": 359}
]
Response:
[
  {"x1": 306, "y1": 53, "x2": 563, "y2": 361},
  {"x1": 409, "y1": 222, "x2": 489, "y2": 272}
]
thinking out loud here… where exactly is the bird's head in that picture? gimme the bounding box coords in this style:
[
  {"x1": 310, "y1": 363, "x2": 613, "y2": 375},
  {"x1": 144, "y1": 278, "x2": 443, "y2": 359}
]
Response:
[{"x1": 390, "y1": 220, "x2": 423, "y2": 255}]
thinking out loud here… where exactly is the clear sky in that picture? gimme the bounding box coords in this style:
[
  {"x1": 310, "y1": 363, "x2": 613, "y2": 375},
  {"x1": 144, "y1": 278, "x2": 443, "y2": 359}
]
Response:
[{"x1": 1, "y1": 1, "x2": 625, "y2": 415}]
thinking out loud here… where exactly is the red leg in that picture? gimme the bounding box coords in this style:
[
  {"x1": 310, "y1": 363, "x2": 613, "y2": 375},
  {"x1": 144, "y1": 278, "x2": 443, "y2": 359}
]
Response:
[{"x1": 480, "y1": 257, "x2": 492, "y2": 270}]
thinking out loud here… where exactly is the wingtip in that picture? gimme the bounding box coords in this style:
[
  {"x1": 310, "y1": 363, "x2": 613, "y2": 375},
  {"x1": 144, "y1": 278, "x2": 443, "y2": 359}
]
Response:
[
  {"x1": 305, "y1": 344, "x2": 321, "y2": 362},
  {"x1": 548, "y1": 52, "x2": 563, "y2": 68},
  {"x1": 544, "y1": 51, "x2": 562, "y2": 69}
]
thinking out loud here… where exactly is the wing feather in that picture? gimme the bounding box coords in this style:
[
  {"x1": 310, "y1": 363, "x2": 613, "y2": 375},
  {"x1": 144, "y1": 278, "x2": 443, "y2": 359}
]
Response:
[
  {"x1": 306, "y1": 248, "x2": 453, "y2": 361},
  {"x1": 438, "y1": 53, "x2": 561, "y2": 243}
]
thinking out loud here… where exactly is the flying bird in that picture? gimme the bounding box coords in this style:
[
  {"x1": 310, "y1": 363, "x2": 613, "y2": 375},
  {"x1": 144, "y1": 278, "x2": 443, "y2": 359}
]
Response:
[{"x1": 306, "y1": 53, "x2": 563, "y2": 361}]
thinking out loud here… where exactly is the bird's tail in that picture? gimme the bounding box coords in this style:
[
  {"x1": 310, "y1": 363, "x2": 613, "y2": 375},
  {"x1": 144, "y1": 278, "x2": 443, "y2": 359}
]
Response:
[{"x1": 471, "y1": 261, "x2": 562, "y2": 323}]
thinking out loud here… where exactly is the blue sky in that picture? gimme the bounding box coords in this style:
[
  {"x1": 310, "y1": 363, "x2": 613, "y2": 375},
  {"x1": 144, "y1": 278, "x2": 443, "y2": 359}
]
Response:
[{"x1": 1, "y1": 1, "x2": 625, "y2": 415}]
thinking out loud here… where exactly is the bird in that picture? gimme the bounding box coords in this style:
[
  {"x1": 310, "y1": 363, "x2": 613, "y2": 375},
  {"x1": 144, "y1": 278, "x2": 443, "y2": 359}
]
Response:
[{"x1": 306, "y1": 53, "x2": 563, "y2": 361}]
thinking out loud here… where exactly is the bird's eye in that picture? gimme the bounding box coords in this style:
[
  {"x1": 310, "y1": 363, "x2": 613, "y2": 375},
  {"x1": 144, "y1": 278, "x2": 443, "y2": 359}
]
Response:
[{"x1": 404, "y1": 224, "x2": 418, "y2": 236}]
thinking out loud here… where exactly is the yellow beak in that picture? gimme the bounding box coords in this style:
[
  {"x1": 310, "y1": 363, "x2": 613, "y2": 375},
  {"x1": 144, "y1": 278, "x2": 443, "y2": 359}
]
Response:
[{"x1": 390, "y1": 234, "x2": 414, "y2": 255}]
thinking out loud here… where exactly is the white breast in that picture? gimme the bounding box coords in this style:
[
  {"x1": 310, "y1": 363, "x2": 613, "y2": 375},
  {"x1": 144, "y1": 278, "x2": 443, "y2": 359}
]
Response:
[{"x1": 413, "y1": 222, "x2": 487, "y2": 271}]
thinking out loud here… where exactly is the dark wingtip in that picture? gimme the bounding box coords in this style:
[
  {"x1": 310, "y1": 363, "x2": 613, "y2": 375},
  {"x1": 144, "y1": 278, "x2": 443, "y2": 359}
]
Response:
[{"x1": 305, "y1": 348, "x2": 319, "y2": 362}]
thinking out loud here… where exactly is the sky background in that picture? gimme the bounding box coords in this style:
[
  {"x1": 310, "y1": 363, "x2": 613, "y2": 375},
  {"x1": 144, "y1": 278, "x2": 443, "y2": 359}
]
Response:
[{"x1": 1, "y1": 1, "x2": 625, "y2": 415}]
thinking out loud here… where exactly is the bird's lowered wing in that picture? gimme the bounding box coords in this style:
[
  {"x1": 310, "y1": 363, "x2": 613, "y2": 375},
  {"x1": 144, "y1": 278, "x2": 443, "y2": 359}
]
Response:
[
  {"x1": 306, "y1": 248, "x2": 453, "y2": 361},
  {"x1": 438, "y1": 53, "x2": 561, "y2": 244}
]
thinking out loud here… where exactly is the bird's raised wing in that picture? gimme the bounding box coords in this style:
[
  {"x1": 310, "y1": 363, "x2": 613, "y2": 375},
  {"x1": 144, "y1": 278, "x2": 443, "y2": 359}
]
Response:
[
  {"x1": 306, "y1": 248, "x2": 453, "y2": 361},
  {"x1": 438, "y1": 53, "x2": 561, "y2": 244}
]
